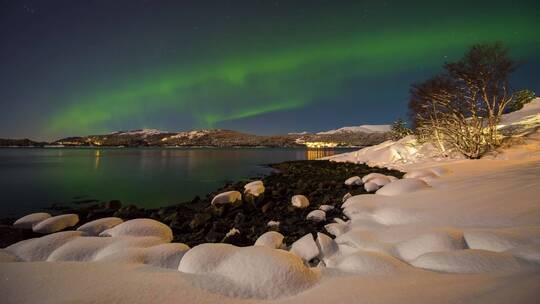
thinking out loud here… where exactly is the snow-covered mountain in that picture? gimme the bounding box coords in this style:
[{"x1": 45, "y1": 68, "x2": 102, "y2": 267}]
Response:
[{"x1": 317, "y1": 124, "x2": 391, "y2": 135}]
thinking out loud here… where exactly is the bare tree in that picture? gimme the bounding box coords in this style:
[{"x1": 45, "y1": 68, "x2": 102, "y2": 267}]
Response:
[{"x1": 408, "y1": 43, "x2": 516, "y2": 159}]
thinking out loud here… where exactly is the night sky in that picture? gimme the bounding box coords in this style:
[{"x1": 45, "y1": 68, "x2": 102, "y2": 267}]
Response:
[{"x1": 1, "y1": 0, "x2": 539, "y2": 141}]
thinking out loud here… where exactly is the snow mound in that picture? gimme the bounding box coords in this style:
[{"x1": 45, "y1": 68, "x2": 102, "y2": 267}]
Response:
[
  {"x1": 179, "y1": 244, "x2": 319, "y2": 299},
  {"x1": 344, "y1": 176, "x2": 362, "y2": 186},
  {"x1": 411, "y1": 249, "x2": 523, "y2": 273},
  {"x1": 244, "y1": 180, "x2": 265, "y2": 197},
  {"x1": 396, "y1": 230, "x2": 467, "y2": 261},
  {"x1": 255, "y1": 231, "x2": 284, "y2": 249},
  {"x1": 506, "y1": 244, "x2": 540, "y2": 264},
  {"x1": 364, "y1": 181, "x2": 380, "y2": 192},
  {"x1": 45, "y1": 235, "x2": 165, "y2": 263},
  {"x1": 342, "y1": 192, "x2": 352, "y2": 203},
  {"x1": 142, "y1": 243, "x2": 190, "y2": 269},
  {"x1": 6, "y1": 231, "x2": 83, "y2": 261},
  {"x1": 464, "y1": 226, "x2": 540, "y2": 252},
  {"x1": 306, "y1": 210, "x2": 326, "y2": 222},
  {"x1": 13, "y1": 212, "x2": 51, "y2": 229},
  {"x1": 211, "y1": 191, "x2": 242, "y2": 206},
  {"x1": 376, "y1": 178, "x2": 430, "y2": 196},
  {"x1": 100, "y1": 219, "x2": 173, "y2": 242},
  {"x1": 329, "y1": 251, "x2": 408, "y2": 274},
  {"x1": 32, "y1": 214, "x2": 79, "y2": 234},
  {"x1": 291, "y1": 195, "x2": 310, "y2": 208},
  {"x1": 77, "y1": 217, "x2": 124, "y2": 236},
  {"x1": 290, "y1": 233, "x2": 319, "y2": 262}
]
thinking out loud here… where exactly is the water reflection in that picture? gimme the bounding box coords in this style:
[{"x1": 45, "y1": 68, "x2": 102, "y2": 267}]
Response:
[
  {"x1": 306, "y1": 148, "x2": 337, "y2": 160},
  {"x1": 94, "y1": 150, "x2": 101, "y2": 170}
]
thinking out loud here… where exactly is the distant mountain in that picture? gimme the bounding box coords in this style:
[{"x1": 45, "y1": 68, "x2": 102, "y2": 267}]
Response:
[
  {"x1": 317, "y1": 124, "x2": 391, "y2": 135},
  {"x1": 1, "y1": 126, "x2": 391, "y2": 148},
  {"x1": 0, "y1": 138, "x2": 47, "y2": 147}
]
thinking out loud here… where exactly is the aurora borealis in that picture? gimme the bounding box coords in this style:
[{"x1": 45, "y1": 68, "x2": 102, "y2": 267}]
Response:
[{"x1": 1, "y1": 0, "x2": 539, "y2": 140}]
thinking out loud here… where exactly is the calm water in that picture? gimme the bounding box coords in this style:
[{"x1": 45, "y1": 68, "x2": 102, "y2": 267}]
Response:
[{"x1": 0, "y1": 147, "x2": 351, "y2": 217}]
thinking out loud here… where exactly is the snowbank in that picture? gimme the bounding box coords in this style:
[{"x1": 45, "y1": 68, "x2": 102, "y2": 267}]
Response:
[
  {"x1": 32, "y1": 214, "x2": 79, "y2": 234},
  {"x1": 13, "y1": 212, "x2": 51, "y2": 229},
  {"x1": 255, "y1": 231, "x2": 284, "y2": 249},
  {"x1": 375, "y1": 178, "x2": 430, "y2": 196},
  {"x1": 100, "y1": 219, "x2": 173, "y2": 242},
  {"x1": 77, "y1": 217, "x2": 124, "y2": 236}
]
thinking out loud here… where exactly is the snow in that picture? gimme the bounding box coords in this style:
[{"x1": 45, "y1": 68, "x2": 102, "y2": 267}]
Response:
[
  {"x1": 6, "y1": 231, "x2": 83, "y2": 261},
  {"x1": 368, "y1": 176, "x2": 391, "y2": 187},
  {"x1": 290, "y1": 233, "x2": 320, "y2": 262},
  {"x1": 254, "y1": 231, "x2": 284, "y2": 249},
  {"x1": 306, "y1": 210, "x2": 326, "y2": 222},
  {"x1": 363, "y1": 181, "x2": 380, "y2": 192},
  {"x1": 116, "y1": 128, "x2": 165, "y2": 137},
  {"x1": 329, "y1": 251, "x2": 409, "y2": 274},
  {"x1": 13, "y1": 212, "x2": 51, "y2": 229},
  {"x1": 344, "y1": 176, "x2": 362, "y2": 186},
  {"x1": 395, "y1": 230, "x2": 467, "y2": 261},
  {"x1": 411, "y1": 249, "x2": 524, "y2": 273},
  {"x1": 178, "y1": 244, "x2": 319, "y2": 299},
  {"x1": 319, "y1": 204, "x2": 334, "y2": 212},
  {"x1": 375, "y1": 178, "x2": 430, "y2": 196},
  {"x1": 77, "y1": 217, "x2": 124, "y2": 236},
  {"x1": 100, "y1": 219, "x2": 173, "y2": 242},
  {"x1": 291, "y1": 194, "x2": 310, "y2": 208},
  {"x1": 244, "y1": 180, "x2": 265, "y2": 197},
  {"x1": 318, "y1": 124, "x2": 391, "y2": 135},
  {"x1": 211, "y1": 191, "x2": 242, "y2": 206},
  {"x1": 267, "y1": 220, "x2": 280, "y2": 228},
  {"x1": 32, "y1": 214, "x2": 79, "y2": 234},
  {"x1": 362, "y1": 172, "x2": 389, "y2": 183},
  {"x1": 1, "y1": 99, "x2": 539, "y2": 303}
]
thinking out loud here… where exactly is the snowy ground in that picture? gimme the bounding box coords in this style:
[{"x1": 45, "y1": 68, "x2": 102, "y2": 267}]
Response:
[{"x1": 1, "y1": 100, "x2": 539, "y2": 303}]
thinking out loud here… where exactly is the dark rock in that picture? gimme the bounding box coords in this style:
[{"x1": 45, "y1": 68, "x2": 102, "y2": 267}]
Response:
[{"x1": 105, "y1": 200, "x2": 122, "y2": 209}]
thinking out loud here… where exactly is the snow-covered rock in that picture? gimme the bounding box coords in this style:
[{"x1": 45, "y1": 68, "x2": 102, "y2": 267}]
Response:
[
  {"x1": 362, "y1": 173, "x2": 388, "y2": 183},
  {"x1": 316, "y1": 233, "x2": 338, "y2": 262},
  {"x1": 306, "y1": 210, "x2": 326, "y2": 222},
  {"x1": 368, "y1": 176, "x2": 391, "y2": 187},
  {"x1": 143, "y1": 243, "x2": 190, "y2": 269},
  {"x1": 324, "y1": 223, "x2": 348, "y2": 237},
  {"x1": 291, "y1": 195, "x2": 310, "y2": 208},
  {"x1": 330, "y1": 251, "x2": 408, "y2": 274},
  {"x1": 255, "y1": 231, "x2": 284, "y2": 249},
  {"x1": 13, "y1": 212, "x2": 51, "y2": 229},
  {"x1": 411, "y1": 249, "x2": 523, "y2": 273},
  {"x1": 376, "y1": 178, "x2": 430, "y2": 196},
  {"x1": 77, "y1": 217, "x2": 123, "y2": 236},
  {"x1": 32, "y1": 214, "x2": 79, "y2": 234},
  {"x1": 342, "y1": 192, "x2": 352, "y2": 203},
  {"x1": 319, "y1": 204, "x2": 334, "y2": 212},
  {"x1": 211, "y1": 191, "x2": 242, "y2": 206},
  {"x1": 290, "y1": 233, "x2": 319, "y2": 262},
  {"x1": 100, "y1": 219, "x2": 173, "y2": 242},
  {"x1": 244, "y1": 180, "x2": 265, "y2": 197},
  {"x1": 364, "y1": 181, "x2": 380, "y2": 192},
  {"x1": 178, "y1": 244, "x2": 319, "y2": 299},
  {"x1": 6, "y1": 231, "x2": 83, "y2": 261},
  {"x1": 395, "y1": 230, "x2": 467, "y2": 261},
  {"x1": 267, "y1": 220, "x2": 280, "y2": 228},
  {"x1": 344, "y1": 176, "x2": 362, "y2": 186}
]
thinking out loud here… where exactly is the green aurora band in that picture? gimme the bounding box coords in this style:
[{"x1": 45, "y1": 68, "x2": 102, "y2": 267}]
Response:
[{"x1": 47, "y1": 13, "x2": 540, "y2": 134}]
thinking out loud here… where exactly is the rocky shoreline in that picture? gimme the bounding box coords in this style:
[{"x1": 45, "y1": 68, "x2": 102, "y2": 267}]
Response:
[{"x1": 0, "y1": 160, "x2": 403, "y2": 248}]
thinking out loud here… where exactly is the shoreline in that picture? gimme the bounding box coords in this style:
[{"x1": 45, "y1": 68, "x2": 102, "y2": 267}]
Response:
[{"x1": 0, "y1": 159, "x2": 403, "y2": 248}]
